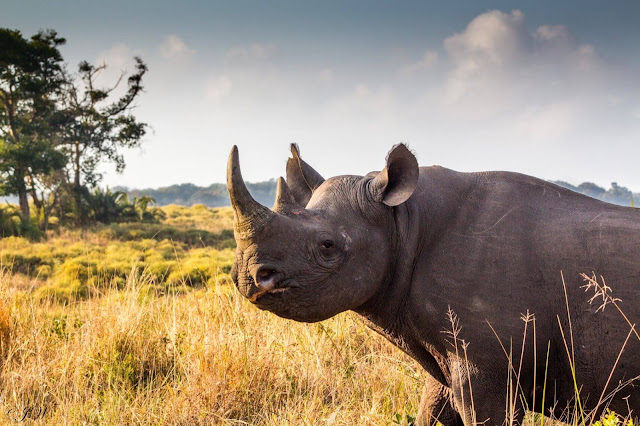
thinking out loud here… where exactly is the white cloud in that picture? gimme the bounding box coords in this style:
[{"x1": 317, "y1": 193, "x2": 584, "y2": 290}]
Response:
[
  {"x1": 534, "y1": 25, "x2": 570, "y2": 43},
  {"x1": 445, "y1": 10, "x2": 529, "y2": 68},
  {"x1": 158, "y1": 35, "x2": 195, "y2": 60},
  {"x1": 435, "y1": 8, "x2": 611, "y2": 122},
  {"x1": 400, "y1": 49, "x2": 439, "y2": 75},
  {"x1": 514, "y1": 102, "x2": 574, "y2": 143},
  {"x1": 225, "y1": 43, "x2": 276, "y2": 64},
  {"x1": 204, "y1": 75, "x2": 232, "y2": 102}
]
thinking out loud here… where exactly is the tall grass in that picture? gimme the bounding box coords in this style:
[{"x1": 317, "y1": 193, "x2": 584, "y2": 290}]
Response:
[{"x1": 0, "y1": 268, "x2": 423, "y2": 424}]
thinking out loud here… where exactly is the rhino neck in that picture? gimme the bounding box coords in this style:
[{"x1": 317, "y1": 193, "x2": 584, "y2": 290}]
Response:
[
  {"x1": 353, "y1": 166, "x2": 478, "y2": 386},
  {"x1": 354, "y1": 166, "x2": 476, "y2": 327}
]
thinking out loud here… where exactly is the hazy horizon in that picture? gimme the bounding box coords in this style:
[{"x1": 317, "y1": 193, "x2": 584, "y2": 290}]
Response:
[{"x1": 4, "y1": 1, "x2": 640, "y2": 191}]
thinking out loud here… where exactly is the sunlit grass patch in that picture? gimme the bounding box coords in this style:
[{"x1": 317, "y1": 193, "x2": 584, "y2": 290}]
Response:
[
  {"x1": 0, "y1": 268, "x2": 423, "y2": 424},
  {"x1": 1, "y1": 209, "x2": 236, "y2": 302}
]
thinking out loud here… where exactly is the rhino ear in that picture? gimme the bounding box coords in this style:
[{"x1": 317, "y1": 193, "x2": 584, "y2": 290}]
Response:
[
  {"x1": 286, "y1": 143, "x2": 325, "y2": 207},
  {"x1": 368, "y1": 144, "x2": 418, "y2": 207}
]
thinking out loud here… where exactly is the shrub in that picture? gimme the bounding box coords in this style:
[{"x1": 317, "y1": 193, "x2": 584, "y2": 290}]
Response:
[{"x1": 0, "y1": 205, "x2": 22, "y2": 237}]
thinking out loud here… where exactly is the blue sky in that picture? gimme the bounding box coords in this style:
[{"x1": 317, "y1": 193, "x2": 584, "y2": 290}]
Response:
[{"x1": 4, "y1": 1, "x2": 640, "y2": 190}]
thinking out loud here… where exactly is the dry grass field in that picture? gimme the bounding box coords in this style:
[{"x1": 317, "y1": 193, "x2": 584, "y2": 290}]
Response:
[
  {"x1": 0, "y1": 205, "x2": 422, "y2": 425},
  {"x1": 0, "y1": 205, "x2": 635, "y2": 425}
]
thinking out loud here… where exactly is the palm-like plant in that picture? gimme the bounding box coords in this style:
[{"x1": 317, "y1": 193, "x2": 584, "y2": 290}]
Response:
[
  {"x1": 0, "y1": 204, "x2": 23, "y2": 236},
  {"x1": 86, "y1": 188, "x2": 128, "y2": 223},
  {"x1": 133, "y1": 195, "x2": 165, "y2": 222},
  {"x1": 83, "y1": 189, "x2": 165, "y2": 224}
]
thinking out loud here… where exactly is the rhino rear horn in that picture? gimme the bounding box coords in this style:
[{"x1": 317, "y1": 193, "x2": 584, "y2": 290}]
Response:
[
  {"x1": 227, "y1": 146, "x2": 274, "y2": 233},
  {"x1": 273, "y1": 177, "x2": 299, "y2": 214},
  {"x1": 369, "y1": 143, "x2": 418, "y2": 206},
  {"x1": 286, "y1": 143, "x2": 325, "y2": 207}
]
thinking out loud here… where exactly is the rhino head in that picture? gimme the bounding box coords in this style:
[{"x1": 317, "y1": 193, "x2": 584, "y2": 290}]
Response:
[{"x1": 227, "y1": 144, "x2": 418, "y2": 322}]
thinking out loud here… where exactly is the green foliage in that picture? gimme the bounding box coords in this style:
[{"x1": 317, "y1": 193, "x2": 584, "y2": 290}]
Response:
[
  {"x1": 0, "y1": 204, "x2": 41, "y2": 239},
  {"x1": 69, "y1": 187, "x2": 167, "y2": 225},
  {"x1": 60, "y1": 56, "x2": 148, "y2": 225},
  {"x1": 0, "y1": 204, "x2": 22, "y2": 236},
  {"x1": 0, "y1": 27, "x2": 147, "y2": 228},
  {"x1": 594, "y1": 411, "x2": 635, "y2": 426},
  {"x1": 48, "y1": 314, "x2": 82, "y2": 340},
  {"x1": 392, "y1": 412, "x2": 417, "y2": 425},
  {"x1": 84, "y1": 187, "x2": 128, "y2": 223},
  {"x1": 0, "y1": 29, "x2": 68, "y2": 219}
]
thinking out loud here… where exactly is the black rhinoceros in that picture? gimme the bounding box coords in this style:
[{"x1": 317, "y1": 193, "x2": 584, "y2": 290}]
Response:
[{"x1": 227, "y1": 144, "x2": 640, "y2": 425}]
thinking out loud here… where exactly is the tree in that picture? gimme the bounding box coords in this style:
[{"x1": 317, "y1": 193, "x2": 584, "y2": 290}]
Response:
[
  {"x1": 0, "y1": 29, "x2": 67, "y2": 220},
  {"x1": 61, "y1": 57, "x2": 148, "y2": 224}
]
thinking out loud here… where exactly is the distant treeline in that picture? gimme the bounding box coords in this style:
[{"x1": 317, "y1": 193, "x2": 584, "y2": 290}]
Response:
[
  {"x1": 120, "y1": 179, "x2": 639, "y2": 208},
  {"x1": 119, "y1": 180, "x2": 278, "y2": 208},
  {"x1": 552, "y1": 181, "x2": 638, "y2": 207}
]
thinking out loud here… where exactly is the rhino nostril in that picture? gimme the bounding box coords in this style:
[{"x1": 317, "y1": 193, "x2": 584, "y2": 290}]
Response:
[
  {"x1": 254, "y1": 266, "x2": 280, "y2": 290},
  {"x1": 257, "y1": 268, "x2": 275, "y2": 281}
]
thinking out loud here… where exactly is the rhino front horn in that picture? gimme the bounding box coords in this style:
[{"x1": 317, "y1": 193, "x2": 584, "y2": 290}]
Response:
[{"x1": 227, "y1": 146, "x2": 274, "y2": 235}]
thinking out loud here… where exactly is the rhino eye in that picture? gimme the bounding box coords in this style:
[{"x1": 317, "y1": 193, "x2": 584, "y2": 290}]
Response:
[
  {"x1": 320, "y1": 240, "x2": 334, "y2": 250},
  {"x1": 315, "y1": 238, "x2": 342, "y2": 264}
]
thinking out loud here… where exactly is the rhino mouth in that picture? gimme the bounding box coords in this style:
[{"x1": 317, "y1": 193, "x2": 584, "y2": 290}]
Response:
[{"x1": 248, "y1": 279, "x2": 300, "y2": 303}]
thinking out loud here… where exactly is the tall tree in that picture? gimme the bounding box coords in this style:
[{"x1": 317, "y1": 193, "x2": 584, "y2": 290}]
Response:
[
  {"x1": 61, "y1": 57, "x2": 148, "y2": 223},
  {"x1": 0, "y1": 29, "x2": 67, "y2": 220}
]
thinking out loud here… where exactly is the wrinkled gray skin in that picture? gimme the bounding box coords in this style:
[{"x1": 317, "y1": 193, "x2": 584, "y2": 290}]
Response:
[{"x1": 227, "y1": 144, "x2": 640, "y2": 425}]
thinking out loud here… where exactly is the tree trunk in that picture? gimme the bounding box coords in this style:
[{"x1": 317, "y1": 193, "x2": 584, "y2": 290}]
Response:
[
  {"x1": 41, "y1": 189, "x2": 58, "y2": 233},
  {"x1": 41, "y1": 205, "x2": 51, "y2": 232},
  {"x1": 74, "y1": 141, "x2": 81, "y2": 188},
  {"x1": 73, "y1": 141, "x2": 83, "y2": 225},
  {"x1": 15, "y1": 167, "x2": 30, "y2": 220},
  {"x1": 29, "y1": 185, "x2": 43, "y2": 212},
  {"x1": 18, "y1": 187, "x2": 30, "y2": 220},
  {"x1": 41, "y1": 212, "x2": 49, "y2": 232}
]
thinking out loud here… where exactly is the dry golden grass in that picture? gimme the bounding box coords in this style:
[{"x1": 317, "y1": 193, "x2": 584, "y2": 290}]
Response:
[{"x1": 0, "y1": 269, "x2": 423, "y2": 425}]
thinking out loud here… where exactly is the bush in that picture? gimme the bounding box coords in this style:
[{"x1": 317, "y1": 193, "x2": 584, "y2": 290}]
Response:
[
  {"x1": 0, "y1": 205, "x2": 42, "y2": 240},
  {"x1": 0, "y1": 205, "x2": 22, "y2": 237}
]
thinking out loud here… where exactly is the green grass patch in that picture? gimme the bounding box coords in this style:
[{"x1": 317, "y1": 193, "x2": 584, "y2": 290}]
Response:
[{"x1": 0, "y1": 206, "x2": 236, "y2": 302}]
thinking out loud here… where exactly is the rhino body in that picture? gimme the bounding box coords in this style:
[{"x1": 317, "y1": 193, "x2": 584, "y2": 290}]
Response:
[{"x1": 227, "y1": 144, "x2": 640, "y2": 425}]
